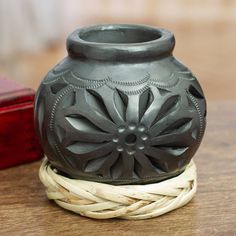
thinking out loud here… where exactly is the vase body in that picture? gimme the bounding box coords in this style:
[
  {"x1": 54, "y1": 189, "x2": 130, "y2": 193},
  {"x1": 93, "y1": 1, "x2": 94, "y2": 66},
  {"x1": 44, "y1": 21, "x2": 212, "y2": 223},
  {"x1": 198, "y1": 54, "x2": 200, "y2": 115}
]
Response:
[{"x1": 35, "y1": 24, "x2": 206, "y2": 185}]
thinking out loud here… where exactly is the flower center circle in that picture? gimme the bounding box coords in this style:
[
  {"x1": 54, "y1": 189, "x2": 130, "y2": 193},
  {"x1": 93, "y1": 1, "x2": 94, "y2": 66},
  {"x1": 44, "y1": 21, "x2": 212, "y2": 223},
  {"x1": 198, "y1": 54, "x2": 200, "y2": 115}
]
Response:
[{"x1": 125, "y1": 133, "x2": 137, "y2": 145}]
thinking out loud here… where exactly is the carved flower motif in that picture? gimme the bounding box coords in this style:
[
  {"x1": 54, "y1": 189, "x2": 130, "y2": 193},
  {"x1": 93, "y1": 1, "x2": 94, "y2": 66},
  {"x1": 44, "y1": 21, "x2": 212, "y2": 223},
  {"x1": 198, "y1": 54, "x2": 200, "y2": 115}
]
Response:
[{"x1": 55, "y1": 85, "x2": 198, "y2": 182}]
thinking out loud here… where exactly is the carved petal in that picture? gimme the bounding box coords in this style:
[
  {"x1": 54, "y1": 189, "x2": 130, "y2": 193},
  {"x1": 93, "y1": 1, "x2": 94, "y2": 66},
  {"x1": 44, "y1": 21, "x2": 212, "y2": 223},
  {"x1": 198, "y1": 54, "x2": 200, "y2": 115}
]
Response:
[
  {"x1": 140, "y1": 87, "x2": 160, "y2": 127},
  {"x1": 66, "y1": 142, "x2": 114, "y2": 160},
  {"x1": 62, "y1": 115, "x2": 113, "y2": 145},
  {"x1": 134, "y1": 151, "x2": 159, "y2": 178},
  {"x1": 143, "y1": 147, "x2": 179, "y2": 172},
  {"x1": 95, "y1": 151, "x2": 120, "y2": 178},
  {"x1": 62, "y1": 90, "x2": 117, "y2": 133},
  {"x1": 119, "y1": 153, "x2": 134, "y2": 178},
  {"x1": 94, "y1": 88, "x2": 125, "y2": 125},
  {"x1": 126, "y1": 94, "x2": 140, "y2": 124}
]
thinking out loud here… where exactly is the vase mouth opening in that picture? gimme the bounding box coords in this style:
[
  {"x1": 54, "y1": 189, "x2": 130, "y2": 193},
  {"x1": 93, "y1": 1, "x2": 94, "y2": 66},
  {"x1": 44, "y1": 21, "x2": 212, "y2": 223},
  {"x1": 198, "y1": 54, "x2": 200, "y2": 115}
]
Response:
[
  {"x1": 79, "y1": 26, "x2": 162, "y2": 44},
  {"x1": 67, "y1": 24, "x2": 175, "y2": 61}
]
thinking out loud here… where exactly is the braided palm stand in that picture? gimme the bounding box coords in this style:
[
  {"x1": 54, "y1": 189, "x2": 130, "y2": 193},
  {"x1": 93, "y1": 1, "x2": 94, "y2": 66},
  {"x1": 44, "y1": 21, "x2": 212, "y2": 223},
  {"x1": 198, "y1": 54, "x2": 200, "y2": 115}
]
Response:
[{"x1": 39, "y1": 158, "x2": 197, "y2": 220}]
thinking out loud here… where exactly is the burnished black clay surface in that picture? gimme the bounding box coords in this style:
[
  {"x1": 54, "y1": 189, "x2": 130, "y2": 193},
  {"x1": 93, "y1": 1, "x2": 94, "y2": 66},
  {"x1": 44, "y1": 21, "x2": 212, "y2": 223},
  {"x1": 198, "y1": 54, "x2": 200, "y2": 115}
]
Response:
[{"x1": 35, "y1": 24, "x2": 207, "y2": 185}]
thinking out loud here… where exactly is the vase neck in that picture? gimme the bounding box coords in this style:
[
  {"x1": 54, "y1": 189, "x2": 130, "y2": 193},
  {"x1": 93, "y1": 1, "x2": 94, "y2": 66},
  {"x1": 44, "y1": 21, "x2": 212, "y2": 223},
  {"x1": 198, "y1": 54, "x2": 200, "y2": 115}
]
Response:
[{"x1": 66, "y1": 24, "x2": 175, "y2": 62}]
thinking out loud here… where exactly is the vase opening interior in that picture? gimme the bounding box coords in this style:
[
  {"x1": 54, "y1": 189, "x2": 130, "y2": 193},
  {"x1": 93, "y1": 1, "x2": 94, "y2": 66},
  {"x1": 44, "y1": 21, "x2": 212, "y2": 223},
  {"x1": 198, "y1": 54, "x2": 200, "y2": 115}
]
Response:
[{"x1": 79, "y1": 27, "x2": 162, "y2": 44}]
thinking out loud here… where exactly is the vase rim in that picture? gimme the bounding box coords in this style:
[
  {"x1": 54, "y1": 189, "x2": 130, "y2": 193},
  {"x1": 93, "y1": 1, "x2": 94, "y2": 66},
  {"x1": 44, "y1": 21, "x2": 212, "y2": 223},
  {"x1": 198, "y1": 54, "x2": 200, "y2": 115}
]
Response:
[{"x1": 66, "y1": 24, "x2": 175, "y2": 61}]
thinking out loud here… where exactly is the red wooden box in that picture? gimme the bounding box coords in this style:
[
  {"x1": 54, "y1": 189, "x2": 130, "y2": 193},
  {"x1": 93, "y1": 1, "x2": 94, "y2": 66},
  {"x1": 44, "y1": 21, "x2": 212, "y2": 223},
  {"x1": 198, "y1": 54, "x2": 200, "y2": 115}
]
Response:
[{"x1": 0, "y1": 77, "x2": 43, "y2": 169}]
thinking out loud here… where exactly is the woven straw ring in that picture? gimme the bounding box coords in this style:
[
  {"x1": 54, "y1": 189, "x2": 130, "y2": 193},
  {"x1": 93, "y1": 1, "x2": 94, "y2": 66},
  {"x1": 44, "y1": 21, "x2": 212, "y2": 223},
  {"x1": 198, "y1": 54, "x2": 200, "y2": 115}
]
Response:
[{"x1": 39, "y1": 158, "x2": 197, "y2": 220}]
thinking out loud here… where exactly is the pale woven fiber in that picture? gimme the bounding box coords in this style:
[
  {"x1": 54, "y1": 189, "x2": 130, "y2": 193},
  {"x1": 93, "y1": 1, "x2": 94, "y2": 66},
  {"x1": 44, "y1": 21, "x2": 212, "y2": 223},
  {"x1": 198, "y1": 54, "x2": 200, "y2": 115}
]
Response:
[{"x1": 39, "y1": 158, "x2": 197, "y2": 220}]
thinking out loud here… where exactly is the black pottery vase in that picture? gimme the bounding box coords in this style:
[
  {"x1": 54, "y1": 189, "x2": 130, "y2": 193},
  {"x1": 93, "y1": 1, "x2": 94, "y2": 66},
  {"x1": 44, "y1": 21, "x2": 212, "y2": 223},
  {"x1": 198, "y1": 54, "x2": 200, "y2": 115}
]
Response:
[{"x1": 35, "y1": 24, "x2": 207, "y2": 185}]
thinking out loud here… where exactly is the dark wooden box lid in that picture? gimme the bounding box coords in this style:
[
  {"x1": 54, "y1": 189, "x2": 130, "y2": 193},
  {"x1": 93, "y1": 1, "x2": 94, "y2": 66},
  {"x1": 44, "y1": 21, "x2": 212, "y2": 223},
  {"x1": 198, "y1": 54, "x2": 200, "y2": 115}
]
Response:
[{"x1": 0, "y1": 77, "x2": 35, "y2": 108}]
